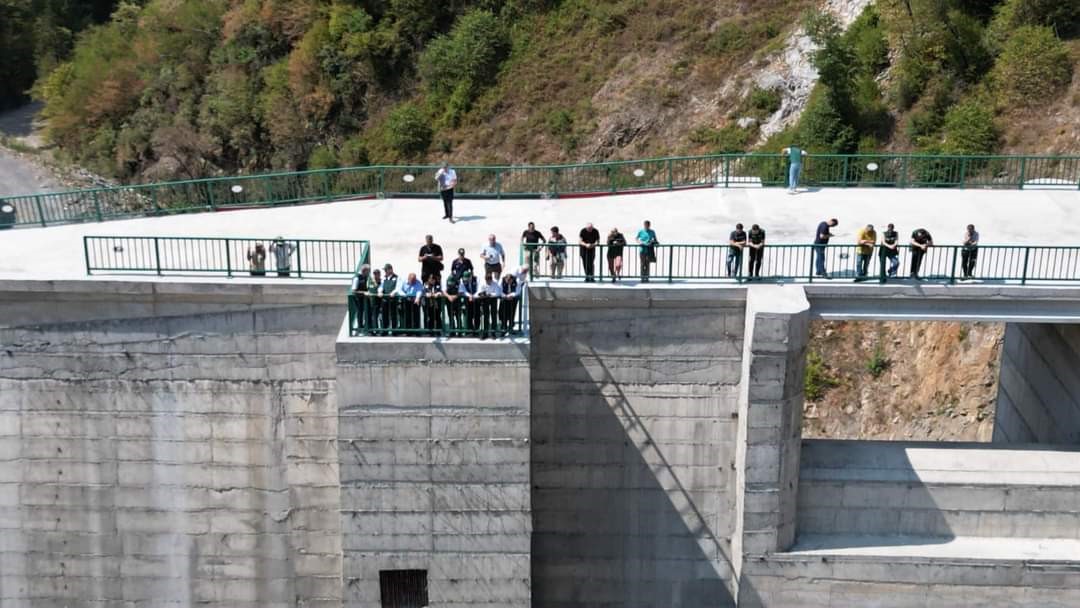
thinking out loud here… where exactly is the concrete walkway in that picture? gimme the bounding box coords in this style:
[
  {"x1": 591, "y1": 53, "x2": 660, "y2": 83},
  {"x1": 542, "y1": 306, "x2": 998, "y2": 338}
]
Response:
[{"x1": 1, "y1": 186, "x2": 1079, "y2": 280}]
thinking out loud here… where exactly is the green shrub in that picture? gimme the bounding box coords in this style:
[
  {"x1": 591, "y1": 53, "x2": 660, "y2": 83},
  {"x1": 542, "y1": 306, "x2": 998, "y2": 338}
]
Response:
[
  {"x1": 865, "y1": 345, "x2": 890, "y2": 378},
  {"x1": 307, "y1": 145, "x2": 338, "y2": 170},
  {"x1": 941, "y1": 99, "x2": 999, "y2": 155},
  {"x1": 383, "y1": 102, "x2": 432, "y2": 159},
  {"x1": 990, "y1": 25, "x2": 1073, "y2": 108},
  {"x1": 742, "y1": 86, "x2": 782, "y2": 119},
  {"x1": 419, "y1": 9, "x2": 509, "y2": 125},
  {"x1": 339, "y1": 135, "x2": 369, "y2": 167},
  {"x1": 689, "y1": 125, "x2": 752, "y2": 154},
  {"x1": 795, "y1": 88, "x2": 857, "y2": 153},
  {"x1": 988, "y1": 0, "x2": 1080, "y2": 51},
  {"x1": 705, "y1": 22, "x2": 748, "y2": 56},
  {"x1": 805, "y1": 351, "x2": 838, "y2": 401}
]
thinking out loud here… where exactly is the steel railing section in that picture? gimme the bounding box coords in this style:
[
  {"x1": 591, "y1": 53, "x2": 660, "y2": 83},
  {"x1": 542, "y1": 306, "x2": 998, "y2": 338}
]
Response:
[
  {"x1": 84, "y1": 235, "x2": 369, "y2": 277},
  {"x1": 347, "y1": 293, "x2": 525, "y2": 338},
  {"x1": 7, "y1": 153, "x2": 1079, "y2": 228}
]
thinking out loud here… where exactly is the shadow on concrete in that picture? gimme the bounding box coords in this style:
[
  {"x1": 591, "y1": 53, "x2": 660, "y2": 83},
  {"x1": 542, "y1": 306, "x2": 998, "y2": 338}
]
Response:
[
  {"x1": 530, "y1": 337, "x2": 734, "y2": 606},
  {"x1": 0, "y1": 102, "x2": 42, "y2": 137},
  {"x1": 450, "y1": 215, "x2": 486, "y2": 223}
]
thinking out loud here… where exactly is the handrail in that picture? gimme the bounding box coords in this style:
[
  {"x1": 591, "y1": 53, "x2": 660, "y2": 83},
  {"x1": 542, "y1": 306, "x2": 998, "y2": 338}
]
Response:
[
  {"x1": 4, "y1": 152, "x2": 1078, "y2": 229},
  {"x1": 84, "y1": 235, "x2": 369, "y2": 277}
]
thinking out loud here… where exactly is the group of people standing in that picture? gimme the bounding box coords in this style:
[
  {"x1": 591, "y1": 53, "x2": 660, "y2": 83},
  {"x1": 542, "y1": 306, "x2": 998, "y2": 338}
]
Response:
[
  {"x1": 351, "y1": 234, "x2": 527, "y2": 338},
  {"x1": 521, "y1": 220, "x2": 659, "y2": 283},
  {"x1": 810, "y1": 219, "x2": 979, "y2": 280}
]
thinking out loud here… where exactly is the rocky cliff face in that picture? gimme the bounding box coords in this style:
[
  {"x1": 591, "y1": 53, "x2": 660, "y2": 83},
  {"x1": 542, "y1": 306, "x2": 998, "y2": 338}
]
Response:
[{"x1": 803, "y1": 320, "x2": 1003, "y2": 441}]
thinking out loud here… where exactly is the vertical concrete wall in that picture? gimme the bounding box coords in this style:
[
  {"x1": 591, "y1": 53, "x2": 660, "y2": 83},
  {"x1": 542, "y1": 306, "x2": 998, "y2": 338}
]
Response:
[
  {"x1": 0, "y1": 281, "x2": 344, "y2": 607},
  {"x1": 732, "y1": 285, "x2": 809, "y2": 600},
  {"x1": 529, "y1": 286, "x2": 745, "y2": 607},
  {"x1": 994, "y1": 323, "x2": 1080, "y2": 444},
  {"x1": 334, "y1": 338, "x2": 532, "y2": 608}
]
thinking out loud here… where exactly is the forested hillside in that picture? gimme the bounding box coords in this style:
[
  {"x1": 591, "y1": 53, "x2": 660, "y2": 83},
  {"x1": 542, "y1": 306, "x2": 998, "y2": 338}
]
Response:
[{"x1": 11, "y1": 0, "x2": 1080, "y2": 183}]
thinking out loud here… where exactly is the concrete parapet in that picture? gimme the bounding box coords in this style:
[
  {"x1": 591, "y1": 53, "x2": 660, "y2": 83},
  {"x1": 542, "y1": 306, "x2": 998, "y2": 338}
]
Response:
[{"x1": 994, "y1": 323, "x2": 1080, "y2": 444}]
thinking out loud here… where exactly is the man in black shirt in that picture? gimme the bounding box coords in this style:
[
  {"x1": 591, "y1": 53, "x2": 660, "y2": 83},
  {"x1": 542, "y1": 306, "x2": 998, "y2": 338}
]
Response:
[
  {"x1": 450, "y1": 248, "x2": 473, "y2": 280},
  {"x1": 521, "y1": 221, "x2": 547, "y2": 277},
  {"x1": 727, "y1": 223, "x2": 747, "y2": 278},
  {"x1": 909, "y1": 228, "x2": 933, "y2": 279},
  {"x1": 418, "y1": 234, "x2": 444, "y2": 283},
  {"x1": 747, "y1": 224, "x2": 766, "y2": 279},
  {"x1": 814, "y1": 218, "x2": 838, "y2": 278},
  {"x1": 879, "y1": 223, "x2": 899, "y2": 279},
  {"x1": 579, "y1": 223, "x2": 600, "y2": 282},
  {"x1": 422, "y1": 273, "x2": 444, "y2": 331}
]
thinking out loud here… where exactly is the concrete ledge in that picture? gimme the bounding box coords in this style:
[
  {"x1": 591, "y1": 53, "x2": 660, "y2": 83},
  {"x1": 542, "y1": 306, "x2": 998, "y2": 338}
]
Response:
[
  {"x1": 336, "y1": 319, "x2": 530, "y2": 363},
  {"x1": 805, "y1": 284, "x2": 1080, "y2": 322},
  {"x1": 527, "y1": 284, "x2": 747, "y2": 308}
]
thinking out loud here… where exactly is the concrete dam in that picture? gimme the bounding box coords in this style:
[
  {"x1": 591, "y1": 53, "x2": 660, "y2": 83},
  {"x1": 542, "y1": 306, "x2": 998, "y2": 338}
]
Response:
[{"x1": 2, "y1": 278, "x2": 1080, "y2": 607}]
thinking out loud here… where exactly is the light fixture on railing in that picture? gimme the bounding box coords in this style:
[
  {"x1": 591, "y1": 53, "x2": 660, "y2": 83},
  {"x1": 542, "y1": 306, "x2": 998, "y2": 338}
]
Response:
[
  {"x1": 633, "y1": 168, "x2": 645, "y2": 177},
  {"x1": 1, "y1": 205, "x2": 13, "y2": 213},
  {"x1": 403, "y1": 174, "x2": 415, "y2": 183},
  {"x1": 231, "y1": 185, "x2": 244, "y2": 194},
  {"x1": 866, "y1": 162, "x2": 879, "y2": 172}
]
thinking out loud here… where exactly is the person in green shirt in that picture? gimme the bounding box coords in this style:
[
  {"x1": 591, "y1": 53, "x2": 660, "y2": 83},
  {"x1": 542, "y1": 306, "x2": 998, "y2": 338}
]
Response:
[
  {"x1": 636, "y1": 220, "x2": 658, "y2": 283},
  {"x1": 782, "y1": 146, "x2": 807, "y2": 193}
]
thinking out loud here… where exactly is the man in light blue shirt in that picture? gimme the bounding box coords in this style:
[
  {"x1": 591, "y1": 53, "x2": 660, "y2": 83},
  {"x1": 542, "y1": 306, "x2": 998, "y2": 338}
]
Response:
[
  {"x1": 395, "y1": 272, "x2": 425, "y2": 330},
  {"x1": 435, "y1": 161, "x2": 458, "y2": 221},
  {"x1": 636, "y1": 220, "x2": 658, "y2": 283}
]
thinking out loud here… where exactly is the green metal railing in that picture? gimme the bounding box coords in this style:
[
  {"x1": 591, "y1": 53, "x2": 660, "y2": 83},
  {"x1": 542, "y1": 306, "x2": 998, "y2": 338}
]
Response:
[
  {"x1": 84, "y1": 235, "x2": 369, "y2": 277},
  {"x1": 6, "y1": 153, "x2": 1079, "y2": 228},
  {"x1": 518, "y1": 243, "x2": 1080, "y2": 285},
  {"x1": 347, "y1": 293, "x2": 525, "y2": 338}
]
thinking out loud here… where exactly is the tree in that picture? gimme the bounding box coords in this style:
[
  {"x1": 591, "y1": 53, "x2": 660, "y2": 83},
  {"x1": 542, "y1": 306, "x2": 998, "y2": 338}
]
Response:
[
  {"x1": 990, "y1": 25, "x2": 1072, "y2": 108},
  {"x1": 941, "y1": 99, "x2": 998, "y2": 154}
]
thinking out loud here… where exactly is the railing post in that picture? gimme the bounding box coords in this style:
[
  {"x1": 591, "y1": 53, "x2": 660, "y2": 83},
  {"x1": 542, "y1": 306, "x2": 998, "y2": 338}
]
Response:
[
  {"x1": 295, "y1": 240, "x2": 302, "y2": 278},
  {"x1": 608, "y1": 166, "x2": 617, "y2": 194},
  {"x1": 899, "y1": 156, "x2": 909, "y2": 188},
  {"x1": 92, "y1": 191, "x2": 103, "y2": 222},
  {"x1": 949, "y1": 246, "x2": 958, "y2": 284},
  {"x1": 154, "y1": 237, "x2": 162, "y2": 276},
  {"x1": 322, "y1": 172, "x2": 333, "y2": 200},
  {"x1": 667, "y1": 246, "x2": 674, "y2": 283},
  {"x1": 551, "y1": 169, "x2": 560, "y2": 199},
  {"x1": 34, "y1": 195, "x2": 47, "y2": 227},
  {"x1": 723, "y1": 156, "x2": 731, "y2": 188},
  {"x1": 842, "y1": 156, "x2": 850, "y2": 187},
  {"x1": 958, "y1": 157, "x2": 968, "y2": 187},
  {"x1": 207, "y1": 184, "x2": 217, "y2": 210},
  {"x1": 496, "y1": 170, "x2": 502, "y2": 200},
  {"x1": 598, "y1": 245, "x2": 604, "y2": 282},
  {"x1": 84, "y1": 236, "x2": 92, "y2": 275},
  {"x1": 378, "y1": 167, "x2": 385, "y2": 198},
  {"x1": 265, "y1": 178, "x2": 274, "y2": 205},
  {"x1": 879, "y1": 246, "x2": 886, "y2": 284},
  {"x1": 1021, "y1": 246, "x2": 1030, "y2": 285},
  {"x1": 225, "y1": 238, "x2": 232, "y2": 278},
  {"x1": 151, "y1": 189, "x2": 161, "y2": 215},
  {"x1": 666, "y1": 158, "x2": 673, "y2": 190},
  {"x1": 1018, "y1": 157, "x2": 1027, "y2": 190}
]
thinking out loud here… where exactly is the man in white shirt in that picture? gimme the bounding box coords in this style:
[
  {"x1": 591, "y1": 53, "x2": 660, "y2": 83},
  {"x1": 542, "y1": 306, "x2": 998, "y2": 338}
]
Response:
[
  {"x1": 435, "y1": 161, "x2": 458, "y2": 221},
  {"x1": 480, "y1": 234, "x2": 506, "y2": 280},
  {"x1": 479, "y1": 273, "x2": 503, "y2": 339}
]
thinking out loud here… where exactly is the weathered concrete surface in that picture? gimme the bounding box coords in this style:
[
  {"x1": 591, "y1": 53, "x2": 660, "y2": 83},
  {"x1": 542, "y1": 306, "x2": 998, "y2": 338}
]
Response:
[
  {"x1": 0, "y1": 281, "x2": 344, "y2": 607},
  {"x1": 732, "y1": 285, "x2": 810, "y2": 601},
  {"x1": 335, "y1": 335, "x2": 531, "y2": 607},
  {"x1": 806, "y1": 284, "x2": 1080, "y2": 323},
  {"x1": 529, "y1": 285, "x2": 745, "y2": 607},
  {"x1": 995, "y1": 323, "x2": 1080, "y2": 444}
]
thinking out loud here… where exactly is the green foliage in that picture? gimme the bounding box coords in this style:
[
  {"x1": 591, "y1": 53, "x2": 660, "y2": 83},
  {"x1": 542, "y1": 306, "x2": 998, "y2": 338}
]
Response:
[
  {"x1": 545, "y1": 108, "x2": 580, "y2": 152},
  {"x1": 339, "y1": 135, "x2": 370, "y2": 167},
  {"x1": 741, "y1": 86, "x2": 782, "y2": 120},
  {"x1": 704, "y1": 16, "x2": 783, "y2": 57},
  {"x1": 383, "y1": 102, "x2": 432, "y2": 159},
  {"x1": 988, "y1": 0, "x2": 1080, "y2": 50},
  {"x1": 805, "y1": 350, "x2": 838, "y2": 401},
  {"x1": 941, "y1": 98, "x2": 999, "y2": 155},
  {"x1": 865, "y1": 345, "x2": 890, "y2": 378},
  {"x1": 307, "y1": 145, "x2": 338, "y2": 170},
  {"x1": 990, "y1": 25, "x2": 1073, "y2": 108},
  {"x1": 689, "y1": 125, "x2": 753, "y2": 154},
  {"x1": 795, "y1": 88, "x2": 857, "y2": 153},
  {"x1": 419, "y1": 9, "x2": 509, "y2": 126}
]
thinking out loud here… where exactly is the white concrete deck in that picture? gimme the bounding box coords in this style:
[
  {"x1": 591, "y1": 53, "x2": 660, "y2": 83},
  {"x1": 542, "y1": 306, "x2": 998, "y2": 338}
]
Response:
[
  {"x1": 1, "y1": 186, "x2": 1079, "y2": 280},
  {"x1": 789, "y1": 534, "x2": 1080, "y2": 561}
]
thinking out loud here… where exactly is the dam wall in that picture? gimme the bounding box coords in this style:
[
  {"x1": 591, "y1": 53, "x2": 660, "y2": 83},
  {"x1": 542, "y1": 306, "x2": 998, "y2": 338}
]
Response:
[
  {"x1": 994, "y1": 322, "x2": 1080, "y2": 444},
  {"x1": 0, "y1": 281, "x2": 344, "y2": 606}
]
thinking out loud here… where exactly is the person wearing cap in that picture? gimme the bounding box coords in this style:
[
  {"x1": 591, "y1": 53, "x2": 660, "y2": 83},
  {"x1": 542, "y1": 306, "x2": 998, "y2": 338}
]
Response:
[
  {"x1": 444, "y1": 273, "x2": 463, "y2": 335},
  {"x1": 547, "y1": 226, "x2": 567, "y2": 278},
  {"x1": 435, "y1": 161, "x2": 458, "y2": 221},
  {"x1": 879, "y1": 223, "x2": 900, "y2": 279},
  {"x1": 422, "y1": 272, "x2": 444, "y2": 332},
  {"x1": 481, "y1": 234, "x2": 506, "y2": 280},
  {"x1": 451, "y1": 248, "x2": 474, "y2": 280},
  {"x1": 270, "y1": 237, "x2": 295, "y2": 277},
  {"x1": 418, "y1": 234, "x2": 444, "y2": 283},
  {"x1": 855, "y1": 223, "x2": 877, "y2": 281},
  {"x1": 499, "y1": 267, "x2": 524, "y2": 334},
  {"x1": 727, "y1": 223, "x2": 746, "y2": 278},
  {"x1": 961, "y1": 224, "x2": 979, "y2": 280},
  {"x1": 380, "y1": 264, "x2": 399, "y2": 334},
  {"x1": 521, "y1": 222, "x2": 547, "y2": 277}
]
